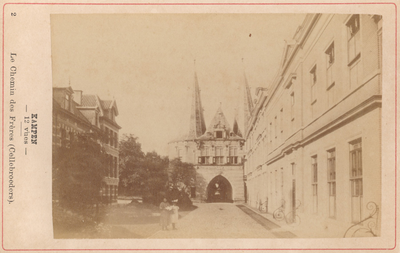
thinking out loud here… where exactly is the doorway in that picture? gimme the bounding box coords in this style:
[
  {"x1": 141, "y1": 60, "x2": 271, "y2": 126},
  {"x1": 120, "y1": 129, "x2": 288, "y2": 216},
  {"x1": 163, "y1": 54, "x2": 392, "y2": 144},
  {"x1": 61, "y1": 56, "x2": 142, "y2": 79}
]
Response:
[{"x1": 207, "y1": 175, "x2": 233, "y2": 203}]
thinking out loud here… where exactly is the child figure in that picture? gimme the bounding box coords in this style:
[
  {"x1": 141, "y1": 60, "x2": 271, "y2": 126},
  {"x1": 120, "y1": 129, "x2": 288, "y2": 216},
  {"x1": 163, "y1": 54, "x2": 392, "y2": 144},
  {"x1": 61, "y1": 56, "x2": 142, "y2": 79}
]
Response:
[{"x1": 170, "y1": 200, "x2": 179, "y2": 230}]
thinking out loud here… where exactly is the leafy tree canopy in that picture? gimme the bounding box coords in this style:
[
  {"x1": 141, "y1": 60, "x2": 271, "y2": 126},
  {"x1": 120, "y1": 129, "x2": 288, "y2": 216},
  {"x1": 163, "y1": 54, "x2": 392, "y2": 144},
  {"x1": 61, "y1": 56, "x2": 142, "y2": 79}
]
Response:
[
  {"x1": 118, "y1": 134, "x2": 168, "y2": 204},
  {"x1": 53, "y1": 132, "x2": 108, "y2": 210}
]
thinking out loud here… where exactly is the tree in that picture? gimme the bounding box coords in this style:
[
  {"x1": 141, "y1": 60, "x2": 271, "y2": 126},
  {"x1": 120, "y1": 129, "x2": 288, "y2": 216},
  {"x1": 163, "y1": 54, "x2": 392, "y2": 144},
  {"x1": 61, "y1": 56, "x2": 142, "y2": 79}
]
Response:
[
  {"x1": 167, "y1": 158, "x2": 196, "y2": 209},
  {"x1": 118, "y1": 134, "x2": 169, "y2": 205},
  {"x1": 53, "y1": 132, "x2": 108, "y2": 214},
  {"x1": 141, "y1": 151, "x2": 169, "y2": 204},
  {"x1": 169, "y1": 158, "x2": 196, "y2": 189},
  {"x1": 118, "y1": 134, "x2": 145, "y2": 196}
]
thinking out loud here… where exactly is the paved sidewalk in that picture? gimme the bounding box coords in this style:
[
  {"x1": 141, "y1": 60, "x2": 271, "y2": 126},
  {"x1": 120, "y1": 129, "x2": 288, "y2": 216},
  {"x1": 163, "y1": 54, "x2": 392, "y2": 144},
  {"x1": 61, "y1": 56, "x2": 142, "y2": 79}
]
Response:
[
  {"x1": 241, "y1": 204, "x2": 349, "y2": 238},
  {"x1": 149, "y1": 203, "x2": 279, "y2": 238},
  {"x1": 236, "y1": 205, "x2": 296, "y2": 238}
]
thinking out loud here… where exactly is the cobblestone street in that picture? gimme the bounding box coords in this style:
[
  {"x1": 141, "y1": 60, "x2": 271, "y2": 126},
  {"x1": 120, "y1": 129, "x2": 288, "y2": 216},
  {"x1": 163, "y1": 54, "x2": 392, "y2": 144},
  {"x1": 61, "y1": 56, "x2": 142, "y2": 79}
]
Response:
[{"x1": 149, "y1": 203, "x2": 289, "y2": 238}]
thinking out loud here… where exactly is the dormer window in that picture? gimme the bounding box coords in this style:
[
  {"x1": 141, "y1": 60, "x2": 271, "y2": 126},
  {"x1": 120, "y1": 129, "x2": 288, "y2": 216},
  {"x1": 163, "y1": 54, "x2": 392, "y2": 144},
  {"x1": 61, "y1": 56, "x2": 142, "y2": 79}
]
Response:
[{"x1": 216, "y1": 131, "x2": 223, "y2": 138}]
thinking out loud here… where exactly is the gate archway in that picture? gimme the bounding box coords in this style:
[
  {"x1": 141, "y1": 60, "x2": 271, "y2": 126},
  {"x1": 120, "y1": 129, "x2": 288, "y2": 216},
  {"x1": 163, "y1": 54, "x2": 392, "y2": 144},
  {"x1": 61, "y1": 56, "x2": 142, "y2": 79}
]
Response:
[{"x1": 207, "y1": 175, "x2": 233, "y2": 203}]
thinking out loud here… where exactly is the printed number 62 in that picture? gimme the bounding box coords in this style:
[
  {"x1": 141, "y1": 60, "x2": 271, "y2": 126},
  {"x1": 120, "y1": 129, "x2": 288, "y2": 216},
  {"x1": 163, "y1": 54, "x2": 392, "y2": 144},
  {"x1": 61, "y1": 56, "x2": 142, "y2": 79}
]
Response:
[{"x1": 11, "y1": 12, "x2": 16, "y2": 16}]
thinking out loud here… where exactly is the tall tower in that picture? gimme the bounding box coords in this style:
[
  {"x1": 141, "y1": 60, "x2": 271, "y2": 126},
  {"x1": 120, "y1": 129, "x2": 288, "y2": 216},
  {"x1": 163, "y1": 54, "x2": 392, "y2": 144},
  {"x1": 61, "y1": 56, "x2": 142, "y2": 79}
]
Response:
[
  {"x1": 187, "y1": 70, "x2": 207, "y2": 140},
  {"x1": 168, "y1": 67, "x2": 245, "y2": 203},
  {"x1": 243, "y1": 71, "x2": 254, "y2": 133}
]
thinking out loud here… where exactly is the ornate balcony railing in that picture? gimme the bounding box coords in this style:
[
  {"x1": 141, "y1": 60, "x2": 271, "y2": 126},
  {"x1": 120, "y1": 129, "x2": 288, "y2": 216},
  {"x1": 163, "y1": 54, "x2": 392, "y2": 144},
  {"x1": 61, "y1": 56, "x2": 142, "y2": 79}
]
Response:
[{"x1": 343, "y1": 201, "x2": 379, "y2": 238}]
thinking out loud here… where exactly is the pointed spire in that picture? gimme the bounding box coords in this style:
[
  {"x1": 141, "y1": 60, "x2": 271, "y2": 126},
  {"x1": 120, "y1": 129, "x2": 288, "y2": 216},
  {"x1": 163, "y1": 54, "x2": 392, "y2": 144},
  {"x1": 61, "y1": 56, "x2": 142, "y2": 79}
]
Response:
[
  {"x1": 232, "y1": 108, "x2": 243, "y2": 137},
  {"x1": 188, "y1": 61, "x2": 207, "y2": 139},
  {"x1": 242, "y1": 58, "x2": 254, "y2": 131}
]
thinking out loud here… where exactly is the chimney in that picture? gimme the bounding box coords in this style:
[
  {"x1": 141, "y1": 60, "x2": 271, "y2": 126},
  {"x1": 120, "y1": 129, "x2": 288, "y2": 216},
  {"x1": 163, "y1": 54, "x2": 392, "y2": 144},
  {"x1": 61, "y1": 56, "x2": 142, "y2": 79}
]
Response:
[{"x1": 73, "y1": 90, "x2": 82, "y2": 105}]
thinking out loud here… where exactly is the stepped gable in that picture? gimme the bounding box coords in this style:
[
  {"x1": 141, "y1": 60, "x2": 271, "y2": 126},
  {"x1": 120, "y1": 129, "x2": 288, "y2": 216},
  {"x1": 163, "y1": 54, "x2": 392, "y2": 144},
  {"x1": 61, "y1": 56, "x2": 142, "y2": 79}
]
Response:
[
  {"x1": 207, "y1": 106, "x2": 231, "y2": 132},
  {"x1": 198, "y1": 106, "x2": 232, "y2": 140}
]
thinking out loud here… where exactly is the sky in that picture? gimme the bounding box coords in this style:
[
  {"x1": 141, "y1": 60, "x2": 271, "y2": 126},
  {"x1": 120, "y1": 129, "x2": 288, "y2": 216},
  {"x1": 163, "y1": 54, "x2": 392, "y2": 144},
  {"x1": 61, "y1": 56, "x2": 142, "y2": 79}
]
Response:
[{"x1": 51, "y1": 13, "x2": 306, "y2": 156}]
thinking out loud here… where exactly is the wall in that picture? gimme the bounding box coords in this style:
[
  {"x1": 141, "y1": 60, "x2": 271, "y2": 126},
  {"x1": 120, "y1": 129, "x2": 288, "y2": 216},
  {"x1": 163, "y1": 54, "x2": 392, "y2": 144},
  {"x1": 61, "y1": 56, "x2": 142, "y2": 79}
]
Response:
[{"x1": 244, "y1": 14, "x2": 382, "y2": 237}]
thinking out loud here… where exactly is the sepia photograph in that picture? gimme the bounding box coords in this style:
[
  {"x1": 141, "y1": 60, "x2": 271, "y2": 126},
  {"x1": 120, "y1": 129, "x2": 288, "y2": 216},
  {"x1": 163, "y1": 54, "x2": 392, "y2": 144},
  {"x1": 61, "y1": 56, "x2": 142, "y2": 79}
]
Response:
[{"x1": 50, "y1": 13, "x2": 383, "y2": 240}]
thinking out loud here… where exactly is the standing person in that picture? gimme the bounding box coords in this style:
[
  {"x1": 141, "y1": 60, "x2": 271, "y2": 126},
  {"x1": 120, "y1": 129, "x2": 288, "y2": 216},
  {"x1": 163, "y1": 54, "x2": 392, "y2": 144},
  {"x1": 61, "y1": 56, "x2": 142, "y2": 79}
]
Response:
[
  {"x1": 170, "y1": 200, "x2": 180, "y2": 230},
  {"x1": 159, "y1": 198, "x2": 170, "y2": 231}
]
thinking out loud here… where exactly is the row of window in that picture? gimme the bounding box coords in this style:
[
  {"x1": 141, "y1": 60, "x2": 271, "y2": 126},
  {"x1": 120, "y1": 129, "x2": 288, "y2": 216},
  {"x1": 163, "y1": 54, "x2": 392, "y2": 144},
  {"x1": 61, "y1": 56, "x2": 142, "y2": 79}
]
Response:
[
  {"x1": 248, "y1": 138, "x2": 362, "y2": 223},
  {"x1": 104, "y1": 127, "x2": 118, "y2": 148},
  {"x1": 310, "y1": 15, "x2": 362, "y2": 114},
  {"x1": 178, "y1": 147, "x2": 238, "y2": 157},
  {"x1": 58, "y1": 128, "x2": 87, "y2": 148},
  {"x1": 198, "y1": 156, "x2": 239, "y2": 165},
  {"x1": 107, "y1": 155, "x2": 118, "y2": 178},
  {"x1": 59, "y1": 128, "x2": 73, "y2": 148},
  {"x1": 57, "y1": 126, "x2": 119, "y2": 150},
  {"x1": 311, "y1": 139, "x2": 362, "y2": 222},
  {"x1": 101, "y1": 184, "x2": 118, "y2": 203},
  {"x1": 248, "y1": 15, "x2": 364, "y2": 152}
]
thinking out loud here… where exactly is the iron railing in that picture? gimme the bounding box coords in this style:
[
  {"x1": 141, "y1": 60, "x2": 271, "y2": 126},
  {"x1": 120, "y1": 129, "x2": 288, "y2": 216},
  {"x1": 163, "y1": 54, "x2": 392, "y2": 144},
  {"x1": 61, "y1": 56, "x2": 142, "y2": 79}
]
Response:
[
  {"x1": 256, "y1": 198, "x2": 268, "y2": 213},
  {"x1": 343, "y1": 201, "x2": 379, "y2": 238},
  {"x1": 273, "y1": 199, "x2": 301, "y2": 225}
]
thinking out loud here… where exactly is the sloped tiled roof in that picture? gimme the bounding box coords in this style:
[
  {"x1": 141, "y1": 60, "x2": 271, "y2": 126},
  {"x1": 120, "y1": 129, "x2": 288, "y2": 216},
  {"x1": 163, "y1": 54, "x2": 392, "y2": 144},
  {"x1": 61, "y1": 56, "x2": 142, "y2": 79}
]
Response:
[
  {"x1": 206, "y1": 106, "x2": 231, "y2": 133},
  {"x1": 170, "y1": 106, "x2": 244, "y2": 142},
  {"x1": 53, "y1": 98, "x2": 62, "y2": 110},
  {"x1": 232, "y1": 117, "x2": 243, "y2": 138},
  {"x1": 81, "y1": 94, "x2": 97, "y2": 107},
  {"x1": 100, "y1": 100, "x2": 112, "y2": 110},
  {"x1": 197, "y1": 132, "x2": 214, "y2": 140},
  {"x1": 53, "y1": 98, "x2": 91, "y2": 124}
]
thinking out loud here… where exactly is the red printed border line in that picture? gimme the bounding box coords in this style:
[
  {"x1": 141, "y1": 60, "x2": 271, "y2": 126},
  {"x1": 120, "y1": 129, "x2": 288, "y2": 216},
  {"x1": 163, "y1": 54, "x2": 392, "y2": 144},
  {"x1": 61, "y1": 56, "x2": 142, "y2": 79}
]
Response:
[{"x1": 1, "y1": 2, "x2": 397, "y2": 251}]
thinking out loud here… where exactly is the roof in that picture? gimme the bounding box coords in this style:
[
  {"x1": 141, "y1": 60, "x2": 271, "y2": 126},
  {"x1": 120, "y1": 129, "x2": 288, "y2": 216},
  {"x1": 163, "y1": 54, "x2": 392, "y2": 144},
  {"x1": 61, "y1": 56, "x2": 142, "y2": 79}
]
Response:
[
  {"x1": 81, "y1": 94, "x2": 98, "y2": 107},
  {"x1": 100, "y1": 100, "x2": 112, "y2": 110},
  {"x1": 101, "y1": 99, "x2": 119, "y2": 116},
  {"x1": 170, "y1": 106, "x2": 244, "y2": 143},
  {"x1": 53, "y1": 86, "x2": 74, "y2": 93},
  {"x1": 232, "y1": 117, "x2": 243, "y2": 138},
  {"x1": 53, "y1": 98, "x2": 91, "y2": 125},
  {"x1": 206, "y1": 106, "x2": 231, "y2": 133},
  {"x1": 196, "y1": 106, "x2": 233, "y2": 140},
  {"x1": 79, "y1": 110, "x2": 96, "y2": 125},
  {"x1": 81, "y1": 95, "x2": 118, "y2": 116}
]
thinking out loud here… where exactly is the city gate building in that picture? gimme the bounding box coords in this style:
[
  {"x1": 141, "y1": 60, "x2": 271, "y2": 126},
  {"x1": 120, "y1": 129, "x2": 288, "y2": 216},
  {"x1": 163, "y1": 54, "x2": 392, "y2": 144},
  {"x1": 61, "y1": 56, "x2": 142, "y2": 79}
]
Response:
[
  {"x1": 243, "y1": 14, "x2": 382, "y2": 237},
  {"x1": 168, "y1": 73, "x2": 245, "y2": 203}
]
